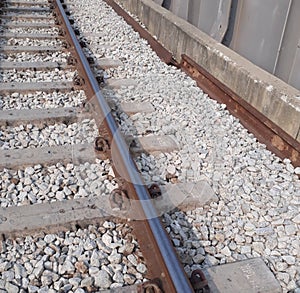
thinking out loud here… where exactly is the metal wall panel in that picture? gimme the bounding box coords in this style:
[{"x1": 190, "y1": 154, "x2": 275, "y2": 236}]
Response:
[
  {"x1": 274, "y1": 0, "x2": 300, "y2": 88},
  {"x1": 197, "y1": 0, "x2": 220, "y2": 35},
  {"x1": 168, "y1": 0, "x2": 189, "y2": 20},
  {"x1": 156, "y1": 0, "x2": 300, "y2": 90},
  {"x1": 208, "y1": 0, "x2": 231, "y2": 41},
  {"x1": 228, "y1": 0, "x2": 290, "y2": 73},
  {"x1": 166, "y1": 0, "x2": 231, "y2": 42},
  {"x1": 187, "y1": 0, "x2": 202, "y2": 28},
  {"x1": 289, "y1": 45, "x2": 300, "y2": 89}
]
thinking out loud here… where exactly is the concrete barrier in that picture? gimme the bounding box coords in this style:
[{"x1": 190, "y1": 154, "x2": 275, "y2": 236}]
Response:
[{"x1": 117, "y1": 0, "x2": 300, "y2": 142}]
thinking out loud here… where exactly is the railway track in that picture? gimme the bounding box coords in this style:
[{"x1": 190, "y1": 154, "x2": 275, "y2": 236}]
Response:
[
  {"x1": 0, "y1": 0, "x2": 194, "y2": 292},
  {"x1": 0, "y1": 0, "x2": 299, "y2": 292}
]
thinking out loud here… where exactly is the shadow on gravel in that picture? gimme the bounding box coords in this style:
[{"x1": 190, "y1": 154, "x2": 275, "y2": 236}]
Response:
[{"x1": 68, "y1": 15, "x2": 220, "y2": 288}]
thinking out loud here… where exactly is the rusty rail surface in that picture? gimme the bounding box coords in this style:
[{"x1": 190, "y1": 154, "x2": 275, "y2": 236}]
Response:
[
  {"x1": 104, "y1": 0, "x2": 300, "y2": 169},
  {"x1": 180, "y1": 55, "x2": 300, "y2": 167},
  {"x1": 51, "y1": 0, "x2": 194, "y2": 292}
]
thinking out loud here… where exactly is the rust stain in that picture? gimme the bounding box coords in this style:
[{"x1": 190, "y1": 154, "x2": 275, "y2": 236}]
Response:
[
  {"x1": 271, "y1": 135, "x2": 285, "y2": 151},
  {"x1": 291, "y1": 149, "x2": 299, "y2": 163}
]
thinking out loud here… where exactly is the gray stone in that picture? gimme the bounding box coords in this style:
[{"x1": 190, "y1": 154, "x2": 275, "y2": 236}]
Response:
[
  {"x1": 123, "y1": 274, "x2": 136, "y2": 285},
  {"x1": 127, "y1": 254, "x2": 138, "y2": 266},
  {"x1": 84, "y1": 239, "x2": 96, "y2": 250},
  {"x1": 166, "y1": 165, "x2": 176, "y2": 175},
  {"x1": 2, "y1": 270, "x2": 14, "y2": 281},
  {"x1": 89, "y1": 266, "x2": 100, "y2": 276},
  {"x1": 220, "y1": 246, "x2": 232, "y2": 257},
  {"x1": 276, "y1": 262, "x2": 288, "y2": 271},
  {"x1": 136, "y1": 263, "x2": 147, "y2": 274},
  {"x1": 44, "y1": 247, "x2": 55, "y2": 256},
  {"x1": 282, "y1": 255, "x2": 296, "y2": 265},
  {"x1": 285, "y1": 224, "x2": 297, "y2": 235},
  {"x1": 69, "y1": 277, "x2": 82, "y2": 288},
  {"x1": 277, "y1": 272, "x2": 290, "y2": 284},
  {"x1": 14, "y1": 263, "x2": 26, "y2": 278},
  {"x1": 60, "y1": 260, "x2": 75, "y2": 274},
  {"x1": 102, "y1": 234, "x2": 112, "y2": 247},
  {"x1": 108, "y1": 252, "x2": 122, "y2": 264},
  {"x1": 90, "y1": 250, "x2": 100, "y2": 267},
  {"x1": 292, "y1": 214, "x2": 300, "y2": 224},
  {"x1": 240, "y1": 246, "x2": 251, "y2": 254},
  {"x1": 62, "y1": 284, "x2": 72, "y2": 292},
  {"x1": 28, "y1": 285, "x2": 39, "y2": 293},
  {"x1": 205, "y1": 255, "x2": 219, "y2": 266},
  {"x1": 252, "y1": 242, "x2": 265, "y2": 254},
  {"x1": 0, "y1": 261, "x2": 11, "y2": 272},
  {"x1": 5, "y1": 282, "x2": 19, "y2": 293},
  {"x1": 244, "y1": 222, "x2": 256, "y2": 231},
  {"x1": 113, "y1": 271, "x2": 124, "y2": 283},
  {"x1": 94, "y1": 270, "x2": 112, "y2": 288},
  {"x1": 192, "y1": 254, "x2": 205, "y2": 264},
  {"x1": 172, "y1": 238, "x2": 180, "y2": 246},
  {"x1": 80, "y1": 277, "x2": 93, "y2": 287}
]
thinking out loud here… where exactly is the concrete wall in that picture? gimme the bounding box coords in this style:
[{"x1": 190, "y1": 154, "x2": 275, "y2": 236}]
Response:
[
  {"x1": 148, "y1": 0, "x2": 300, "y2": 92},
  {"x1": 117, "y1": 0, "x2": 300, "y2": 142}
]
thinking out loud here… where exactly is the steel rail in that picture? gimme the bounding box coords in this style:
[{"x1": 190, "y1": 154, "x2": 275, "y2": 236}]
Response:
[
  {"x1": 180, "y1": 54, "x2": 300, "y2": 168},
  {"x1": 51, "y1": 0, "x2": 194, "y2": 292}
]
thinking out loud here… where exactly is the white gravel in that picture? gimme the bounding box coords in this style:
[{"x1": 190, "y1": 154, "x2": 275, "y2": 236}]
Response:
[
  {"x1": 0, "y1": 52, "x2": 70, "y2": 63},
  {"x1": 6, "y1": 0, "x2": 47, "y2": 2},
  {"x1": 0, "y1": 90, "x2": 86, "y2": 110},
  {"x1": 66, "y1": 0, "x2": 300, "y2": 291},
  {"x1": 0, "y1": 27, "x2": 60, "y2": 35},
  {"x1": 1, "y1": 10, "x2": 51, "y2": 16},
  {"x1": 0, "y1": 38, "x2": 63, "y2": 47},
  {"x1": 0, "y1": 119, "x2": 97, "y2": 150},
  {"x1": 0, "y1": 69, "x2": 76, "y2": 83},
  {"x1": 0, "y1": 223, "x2": 148, "y2": 291},
  {"x1": 0, "y1": 161, "x2": 119, "y2": 207},
  {"x1": 1, "y1": 17, "x2": 55, "y2": 24}
]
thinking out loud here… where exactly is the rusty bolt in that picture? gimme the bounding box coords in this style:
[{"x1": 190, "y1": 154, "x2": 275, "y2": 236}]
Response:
[
  {"x1": 67, "y1": 56, "x2": 77, "y2": 66},
  {"x1": 148, "y1": 184, "x2": 162, "y2": 199},
  {"x1": 190, "y1": 269, "x2": 210, "y2": 292},
  {"x1": 94, "y1": 136, "x2": 110, "y2": 153},
  {"x1": 138, "y1": 280, "x2": 163, "y2": 293},
  {"x1": 73, "y1": 75, "x2": 85, "y2": 87}
]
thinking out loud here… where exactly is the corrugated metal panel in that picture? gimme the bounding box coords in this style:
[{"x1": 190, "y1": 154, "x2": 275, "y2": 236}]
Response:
[
  {"x1": 274, "y1": 0, "x2": 300, "y2": 88},
  {"x1": 187, "y1": 0, "x2": 201, "y2": 28},
  {"x1": 209, "y1": 0, "x2": 231, "y2": 41},
  {"x1": 228, "y1": 0, "x2": 290, "y2": 73},
  {"x1": 157, "y1": 0, "x2": 300, "y2": 90},
  {"x1": 194, "y1": 0, "x2": 231, "y2": 41},
  {"x1": 162, "y1": 0, "x2": 231, "y2": 42},
  {"x1": 289, "y1": 44, "x2": 300, "y2": 89},
  {"x1": 197, "y1": 0, "x2": 221, "y2": 35},
  {"x1": 168, "y1": 0, "x2": 189, "y2": 20}
]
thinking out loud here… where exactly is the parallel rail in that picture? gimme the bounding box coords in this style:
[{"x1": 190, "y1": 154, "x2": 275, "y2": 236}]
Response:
[
  {"x1": 51, "y1": 0, "x2": 194, "y2": 292},
  {"x1": 0, "y1": 0, "x2": 195, "y2": 292}
]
